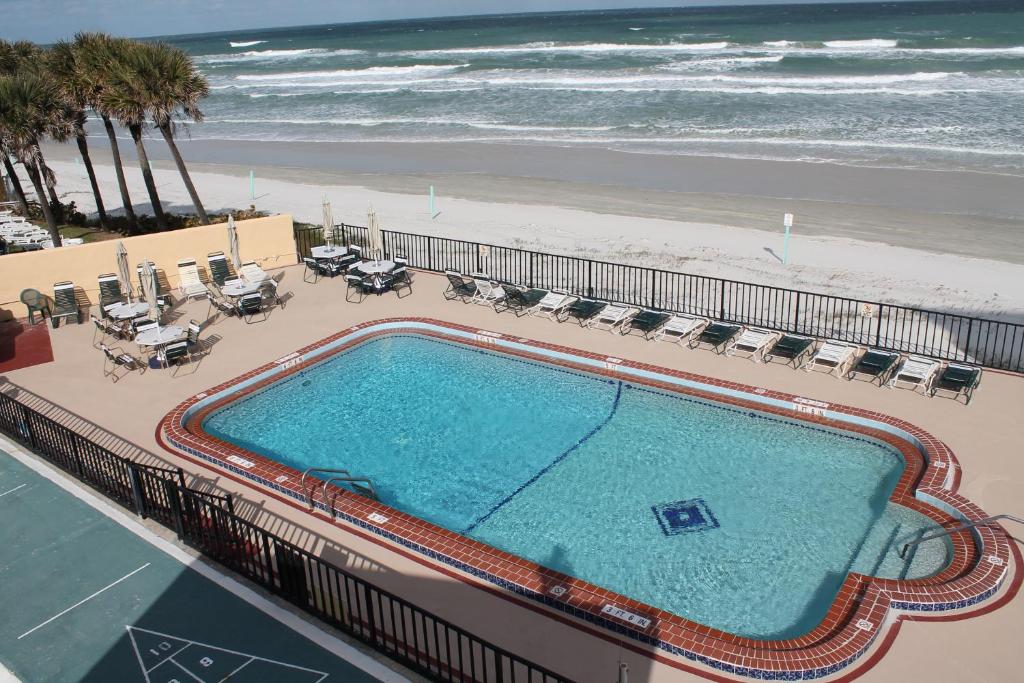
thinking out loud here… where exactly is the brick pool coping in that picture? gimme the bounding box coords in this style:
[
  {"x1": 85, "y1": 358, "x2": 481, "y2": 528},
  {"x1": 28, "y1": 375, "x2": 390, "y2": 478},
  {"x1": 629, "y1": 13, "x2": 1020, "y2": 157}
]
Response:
[{"x1": 157, "y1": 318, "x2": 1013, "y2": 680}]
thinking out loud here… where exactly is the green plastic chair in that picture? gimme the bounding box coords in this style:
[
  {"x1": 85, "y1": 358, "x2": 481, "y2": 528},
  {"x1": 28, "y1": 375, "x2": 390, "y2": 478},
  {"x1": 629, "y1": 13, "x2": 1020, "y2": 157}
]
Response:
[{"x1": 19, "y1": 288, "x2": 50, "y2": 325}]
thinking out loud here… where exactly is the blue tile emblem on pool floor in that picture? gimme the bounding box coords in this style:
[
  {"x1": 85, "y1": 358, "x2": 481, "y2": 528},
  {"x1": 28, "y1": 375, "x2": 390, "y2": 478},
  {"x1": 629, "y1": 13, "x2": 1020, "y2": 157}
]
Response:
[{"x1": 653, "y1": 498, "x2": 719, "y2": 535}]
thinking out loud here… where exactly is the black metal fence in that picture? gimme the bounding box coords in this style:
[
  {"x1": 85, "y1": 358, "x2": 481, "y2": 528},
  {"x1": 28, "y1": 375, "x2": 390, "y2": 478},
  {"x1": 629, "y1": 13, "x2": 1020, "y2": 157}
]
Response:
[
  {"x1": 0, "y1": 390, "x2": 569, "y2": 683},
  {"x1": 296, "y1": 223, "x2": 1024, "y2": 373}
]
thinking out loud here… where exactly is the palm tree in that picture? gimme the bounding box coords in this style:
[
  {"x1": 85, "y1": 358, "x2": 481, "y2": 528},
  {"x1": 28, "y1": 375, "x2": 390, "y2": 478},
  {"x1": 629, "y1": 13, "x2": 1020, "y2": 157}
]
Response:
[
  {"x1": 0, "y1": 72, "x2": 75, "y2": 246},
  {"x1": 75, "y1": 33, "x2": 138, "y2": 232},
  {"x1": 143, "y1": 43, "x2": 210, "y2": 224},
  {"x1": 0, "y1": 41, "x2": 32, "y2": 216},
  {"x1": 98, "y1": 40, "x2": 167, "y2": 230},
  {"x1": 47, "y1": 40, "x2": 111, "y2": 230}
]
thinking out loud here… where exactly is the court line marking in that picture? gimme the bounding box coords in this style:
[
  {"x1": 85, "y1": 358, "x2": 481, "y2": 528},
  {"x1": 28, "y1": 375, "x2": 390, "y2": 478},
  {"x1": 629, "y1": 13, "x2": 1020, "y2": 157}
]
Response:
[
  {"x1": 145, "y1": 644, "x2": 192, "y2": 673},
  {"x1": 0, "y1": 483, "x2": 26, "y2": 498},
  {"x1": 167, "y1": 659, "x2": 204, "y2": 683},
  {"x1": 17, "y1": 563, "x2": 150, "y2": 639},
  {"x1": 128, "y1": 626, "x2": 328, "y2": 682},
  {"x1": 0, "y1": 436, "x2": 409, "y2": 683}
]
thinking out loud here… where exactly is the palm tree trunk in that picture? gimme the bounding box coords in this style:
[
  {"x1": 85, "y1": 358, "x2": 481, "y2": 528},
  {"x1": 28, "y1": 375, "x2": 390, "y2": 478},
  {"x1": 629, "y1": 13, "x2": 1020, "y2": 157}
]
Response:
[
  {"x1": 128, "y1": 123, "x2": 167, "y2": 231},
  {"x1": 1, "y1": 155, "x2": 31, "y2": 216},
  {"x1": 101, "y1": 114, "x2": 138, "y2": 232},
  {"x1": 25, "y1": 160, "x2": 61, "y2": 247},
  {"x1": 76, "y1": 130, "x2": 109, "y2": 230},
  {"x1": 36, "y1": 154, "x2": 64, "y2": 224},
  {"x1": 157, "y1": 122, "x2": 208, "y2": 225}
]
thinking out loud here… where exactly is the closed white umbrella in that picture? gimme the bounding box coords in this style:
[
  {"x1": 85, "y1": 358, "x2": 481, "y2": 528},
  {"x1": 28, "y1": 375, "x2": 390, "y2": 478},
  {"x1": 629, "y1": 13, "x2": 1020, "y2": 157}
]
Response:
[
  {"x1": 141, "y1": 259, "x2": 161, "y2": 335},
  {"x1": 227, "y1": 214, "x2": 241, "y2": 271},
  {"x1": 322, "y1": 196, "x2": 334, "y2": 247},
  {"x1": 367, "y1": 207, "x2": 383, "y2": 262},
  {"x1": 115, "y1": 241, "x2": 133, "y2": 303}
]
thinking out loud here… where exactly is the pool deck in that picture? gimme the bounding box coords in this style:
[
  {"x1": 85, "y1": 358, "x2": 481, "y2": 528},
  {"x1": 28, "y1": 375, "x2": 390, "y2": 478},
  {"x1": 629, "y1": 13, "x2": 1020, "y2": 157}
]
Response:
[{"x1": 1, "y1": 265, "x2": 1020, "y2": 682}]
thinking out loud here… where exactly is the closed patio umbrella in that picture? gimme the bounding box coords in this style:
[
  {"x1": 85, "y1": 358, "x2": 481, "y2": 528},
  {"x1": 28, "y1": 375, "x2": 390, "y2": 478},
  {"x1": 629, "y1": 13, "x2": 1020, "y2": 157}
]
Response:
[
  {"x1": 115, "y1": 241, "x2": 133, "y2": 303},
  {"x1": 367, "y1": 208, "x2": 383, "y2": 262},
  {"x1": 322, "y1": 197, "x2": 334, "y2": 247},
  {"x1": 227, "y1": 214, "x2": 241, "y2": 271},
  {"x1": 141, "y1": 259, "x2": 160, "y2": 329}
]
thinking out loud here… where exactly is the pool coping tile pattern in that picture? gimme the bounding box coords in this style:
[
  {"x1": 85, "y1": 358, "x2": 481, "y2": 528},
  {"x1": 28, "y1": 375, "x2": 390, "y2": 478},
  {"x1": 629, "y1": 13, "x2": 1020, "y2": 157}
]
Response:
[{"x1": 157, "y1": 318, "x2": 1012, "y2": 681}]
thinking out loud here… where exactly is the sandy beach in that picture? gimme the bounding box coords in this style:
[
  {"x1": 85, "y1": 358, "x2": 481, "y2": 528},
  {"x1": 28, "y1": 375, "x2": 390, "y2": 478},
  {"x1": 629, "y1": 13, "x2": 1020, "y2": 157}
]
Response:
[{"x1": 38, "y1": 138, "x2": 1024, "y2": 323}]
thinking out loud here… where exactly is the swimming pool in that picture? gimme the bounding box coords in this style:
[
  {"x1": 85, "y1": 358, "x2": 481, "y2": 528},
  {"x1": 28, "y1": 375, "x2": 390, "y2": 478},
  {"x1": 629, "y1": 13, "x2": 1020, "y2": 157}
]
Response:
[{"x1": 161, "y1": 320, "x2": 1009, "y2": 679}]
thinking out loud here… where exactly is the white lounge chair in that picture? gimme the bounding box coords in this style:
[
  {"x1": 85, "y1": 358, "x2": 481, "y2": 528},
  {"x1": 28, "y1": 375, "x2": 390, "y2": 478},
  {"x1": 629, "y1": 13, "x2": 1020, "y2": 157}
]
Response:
[
  {"x1": 529, "y1": 291, "x2": 576, "y2": 321},
  {"x1": 653, "y1": 313, "x2": 709, "y2": 345},
  {"x1": 177, "y1": 258, "x2": 209, "y2": 301},
  {"x1": 889, "y1": 355, "x2": 942, "y2": 393},
  {"x1": 805, "y1": 340, "x2": 860, "y2": 376},
  {"x1": 727, "y1": 327, "x2": 781, "y2": 362},
  {"x1": 586, "y1": 304, "x2": 634, "y2": 332},
  {"x1": 470, "y1": 273, "x2": 505, "y2": 306},
  {"x1": 241, "y1": 261, "x2": 271, "y2": 284}
]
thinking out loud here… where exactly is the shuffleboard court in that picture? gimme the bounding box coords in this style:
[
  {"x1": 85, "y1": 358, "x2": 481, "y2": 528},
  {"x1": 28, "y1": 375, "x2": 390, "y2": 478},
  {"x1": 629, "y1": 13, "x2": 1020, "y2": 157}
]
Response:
[{"x1": 0, "y1": 444, "x2": 404, "y2": 683}]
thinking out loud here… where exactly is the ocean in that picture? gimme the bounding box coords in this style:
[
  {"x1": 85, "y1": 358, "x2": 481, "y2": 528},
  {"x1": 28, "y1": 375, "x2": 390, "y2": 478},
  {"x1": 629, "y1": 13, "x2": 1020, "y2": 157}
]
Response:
[{"x1": 164, "y1": 0, "x2": 1024, "y2": 174}]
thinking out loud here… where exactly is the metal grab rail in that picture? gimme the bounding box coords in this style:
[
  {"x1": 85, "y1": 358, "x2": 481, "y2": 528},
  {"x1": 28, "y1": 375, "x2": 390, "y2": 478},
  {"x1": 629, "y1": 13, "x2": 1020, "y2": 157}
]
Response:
[
  {"x1": 300, "y1": 466, "x2": 349, "y2": 507},
  {"x1": 322, "y1": 476, "x2": 379, "y2": 518},
  {"x1": 899, "y1": 514, "x2": 1024, "y2": 558}
]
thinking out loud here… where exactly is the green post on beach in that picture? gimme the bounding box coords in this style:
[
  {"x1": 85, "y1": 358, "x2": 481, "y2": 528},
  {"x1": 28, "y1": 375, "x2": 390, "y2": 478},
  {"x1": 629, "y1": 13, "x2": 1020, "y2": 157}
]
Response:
[
  {"x1": 783, "y1": 213, "x2": 794, "y2": 265},
  {"x1": 249, "y1": 170, "x2": 255, "y2": 200}
]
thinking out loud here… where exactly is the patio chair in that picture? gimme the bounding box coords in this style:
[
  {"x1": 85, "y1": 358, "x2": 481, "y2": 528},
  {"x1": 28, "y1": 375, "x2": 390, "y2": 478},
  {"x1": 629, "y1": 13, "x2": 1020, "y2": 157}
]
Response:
[
  {"x1": 653, "y1": 313, "x2": 709, "y2": 345},
  {"x1": 49, "y1": 281, "x2": 81, "y2": 328},
  {"x1": 764, "y1": 334, "x2": 816, "y2": 368},
  {"x1": 236, "y1": 292, "x2": 267, "y2": 323},
  {"x1": 260, "y1": 279, "x2": 283, "y2": 308},
  {"x1": 158, "y1": 341, "x2": 190, "y2": 372},
  {"x1": 133, "y1": 319, "x2": 157, "y2": 343},
  {"x1": 470, "y1": 274, "x2": 505, "y2": 306},
  {"x1": 91, "y1": 314, "x2": 118, "y2": 347},
  {"x1": 206, "y1": 291, "x2": 236, "y2": 319},
  {"x1": 382, "y1": 266, "x2": 412, "y2": 298},
  {"x1": 303, "y1": 257, "x2": 339, "y2": 282},
  {"x1": 176, "y1": 259, "x2": 208, "y2": 301},
  {"x1": 496, "y1": 284, "x2": 547, "y2": 316},
  {"x1": 690, "y1": 322, "x2": 744, "y2": 353},
  {"x1": 558, "y1": 298, "x2": 608, "y2": 325},
  {"x1": 207, "y1": 252, "x2": 232, "y2": 286},
  {"x1": 97, "y1": 273, "x2": 127, "y2": 312},
  {"x1": 19, "y1": 288, "x2": 50, "y2": 325},
  {"x1": 338, "y1": 254, "x2": 359, "y2": 273},
  {"x1": 848, "y1": 349, "x2": 902, "y2": 385},
  {"x1": 586, "y1": 304, "x2": 634, "y2": 332},
  {"x1": 805, "y1": 340, "x2": 860, "y2": 376},
  {"x1": 241, "y1": 261, "x2": 271, "y2": 284},
  {"x1": 620, "y1": 309, "x2": 670, "y2": 339},
  {"x1": 348, "y1": 244, "x2": 363, "y2": 261},
  {"x1": 100, "y1": 343, "x2": 145, "y2": 382},
  {"x1": 444, "y1": 270, "x2": 476, "y2": 302},
  {"x1": 889, "y1": 355, "x2": 942, "y2": 394},
  {"x1": 727, "y1": 327, "x2": 781, "y2": 362},
  {"x1": 529, "y1": 291, "x2": 577, "y2": 321},
  {"x1": 394, "y1": 255, "x2": 408, "y2": 268},
  {"x1": 931, "y1": 363, "x2": 982, "y2": 404},
  {"x1": 185, "y1": 320, "x2": 204, "y2": 360},
  {"x1": 345, "y1": 274, "x2": 371, "y2": 303}
]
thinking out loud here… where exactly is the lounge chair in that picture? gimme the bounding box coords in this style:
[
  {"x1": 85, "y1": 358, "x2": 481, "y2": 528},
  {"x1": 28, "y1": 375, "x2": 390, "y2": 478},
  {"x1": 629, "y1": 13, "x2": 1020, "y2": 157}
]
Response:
[
  {"x1": 241, "y1": 261, "x2": 271, "y2": 284},
  {"x1": 558, "y1": 298, "x2": 608, "y2": 325},
  {"x1": 652, "y1": 313, "x2": 708, "y2": 345},
  {"x1": 764, "y1": 334, "x2": 816, "y2": 368},
  {"x1": 444, "y1": 270, "x2": 476, "y2": 302},
  {"x1": 176, "y1": 259, "x2": 209, "y2": 300},
  {"x1": 727, "y1": 327, "x2": 780, "y2": 362},
  {"x1": 529, "y1": 291, "x2": 577, "y2": 321},
  {"x1": 50, "y1": 281, "x2": 80, "y2": 328},
  {"x1": 889, "y1": 355, "x2": 942, "y2": 393},
  {"x1": 495, "y1": 284, "x2": 547, "y2": 315},
  {"x1": 805, "y1": 340, "x2": 860, "y2": 376},
  {"x1": 100, "y1": 343, "x2": 145, "y2": 382},
  {"x1": 848, "y1": 349, "x2": 902, "y2": 385},
  {"x1": 931, "y1": 363, "x2": 982, "y2": 404},
  {"x1": 586, "y1": 304, "x2": 634, "y2": 332},
  {"x1": 237, "y1": 292, "x2": 267, "y2": 323},
  {"x1": 690, "y1": 322, "x2": 744, "y2": 353},
  {"x1": 97, "y1": 273, "x2": 127, "y2": 312},
  {"x1": 470, "y1": 274, "x2": 505, "y2": 306},
  {"x1": 621, "y1": 309, "x2": 671, "y2": 339},
  {"x1": 207, "y1": 251, "x2": 232, "y2": 286}
]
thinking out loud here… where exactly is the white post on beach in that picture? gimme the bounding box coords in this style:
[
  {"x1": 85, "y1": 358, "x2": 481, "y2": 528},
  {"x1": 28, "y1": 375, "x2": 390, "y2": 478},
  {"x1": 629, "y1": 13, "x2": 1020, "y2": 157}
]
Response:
[
  {"x1": 617, "y1": 662, "x2": 629, "y2": 683},
  {"x1": 429, "y1": 185, "x2": 435, "y2": 215},
  {"x1": 783, "y1": 213, "x2": 794, "y2": 265},
  {"x1": 249, "y1": 170, "x2": 255, "y2": 201}
]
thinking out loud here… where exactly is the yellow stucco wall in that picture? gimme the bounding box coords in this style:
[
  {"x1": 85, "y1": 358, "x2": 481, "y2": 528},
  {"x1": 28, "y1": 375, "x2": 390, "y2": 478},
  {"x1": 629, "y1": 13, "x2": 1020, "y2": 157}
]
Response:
[{"x1": 0, "y1": 214, "x2": 295, "y2": 319}]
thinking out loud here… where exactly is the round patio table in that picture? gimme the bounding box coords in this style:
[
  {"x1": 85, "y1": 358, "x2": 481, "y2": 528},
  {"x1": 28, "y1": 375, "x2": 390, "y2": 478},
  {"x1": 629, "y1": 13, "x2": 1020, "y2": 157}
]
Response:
[
  {"x1": 358, "y1": 260, "x2": 395, "y2": 275},
  {"x1": 311, "y1": 245, "x2": 347, "y2": 260},
  {"x1": 220, "y1": 281, "x2": 262, "y2": 298},
  {"x1": 108, "y1": 302, "x2": 151, "y2": 320},
  {"x1": 134, "y1": 325, "x2": 185, "y2": 348}
]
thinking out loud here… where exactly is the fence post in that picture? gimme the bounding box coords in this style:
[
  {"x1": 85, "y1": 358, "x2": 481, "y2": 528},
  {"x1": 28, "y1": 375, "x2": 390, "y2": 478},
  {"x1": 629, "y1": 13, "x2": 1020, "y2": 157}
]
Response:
[
  {"x1": 649, "y1": 269, "x2": 657, "y2": 309},
  {"x1": 128, "y1": 465, "x2": 147, "y2": 518},
  {"x1": 587, "y1": 261, "x2": 593, "y2": 298},
  {"x1": 963, "y1": 318, "x2": 973, "y2": 362},
  {"x1": 427, "y1": 236, "x2": 435, "y2": 272},
  {"x1": 18, "y1": 404, "x2": 36, "y2": 448},
  {"x1": 529, "y1": 253, "x2": 535, "y2": 288},
  {"x1": 718, "y1": 283, "x2": 726, "y2": 320},
  {"x1": 793, "y1": 292, "x2": 801, "y2": 332},
  {"x1": 164, "y1": 479, "x2": 186, "y2": 540},
  {"x1": 69, "y1": 436, "x2": 84, "y2": 477},
  {"x1": 875, "y1": 304, "x2": 884, "y2": 348},
  {"x1": 361, "y1": 583, "x2": 378, "y2": 644}
]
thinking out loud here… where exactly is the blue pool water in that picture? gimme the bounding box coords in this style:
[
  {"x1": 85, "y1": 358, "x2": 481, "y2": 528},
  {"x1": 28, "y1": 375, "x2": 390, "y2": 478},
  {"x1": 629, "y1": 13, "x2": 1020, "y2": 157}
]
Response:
[{"x1": 203, "y1": 334, "x2": 950, "y2": 639}]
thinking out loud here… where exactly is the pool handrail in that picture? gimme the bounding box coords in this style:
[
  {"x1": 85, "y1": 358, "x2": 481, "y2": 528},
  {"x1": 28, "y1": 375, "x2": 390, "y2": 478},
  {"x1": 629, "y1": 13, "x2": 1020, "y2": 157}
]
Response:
[
  {"x1": 898, "y1": 514, "x2": 1024, "y2": 558},
  {"x1": 300, "y1": 466, "x2": 350, "y2": 507},
  {"x1": 322, "y1": 475, "x2": 379, "y2": 516}
]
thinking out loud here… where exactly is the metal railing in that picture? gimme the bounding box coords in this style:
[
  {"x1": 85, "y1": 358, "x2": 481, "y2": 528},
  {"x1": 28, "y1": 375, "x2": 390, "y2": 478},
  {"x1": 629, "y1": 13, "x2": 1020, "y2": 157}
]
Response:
[
  {"x1": 0, "y1": 390, "x2": 569, "y2": 683},
  {"x1": 296, "y1": 223, "x2": 1024, "y2": 373}
]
